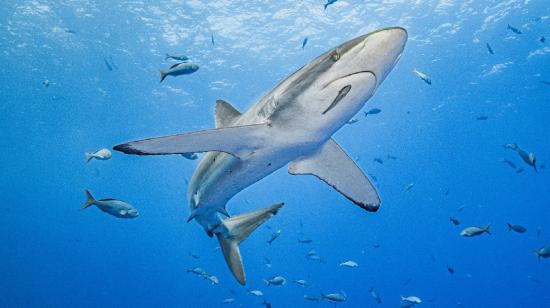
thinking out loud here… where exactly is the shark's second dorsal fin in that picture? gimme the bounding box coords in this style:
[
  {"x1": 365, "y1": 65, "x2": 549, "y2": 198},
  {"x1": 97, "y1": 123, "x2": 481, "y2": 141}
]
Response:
[
  {"x1": 215, "y1": 100, "x2": 242, "y2": 128},
  {"x1": 289, "y1": 138, "x2": 380, "y2": 212}
]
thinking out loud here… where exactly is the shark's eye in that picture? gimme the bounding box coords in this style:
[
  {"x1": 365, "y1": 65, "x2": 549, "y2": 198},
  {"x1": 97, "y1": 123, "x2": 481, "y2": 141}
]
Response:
[{"x1": 331, "y1": 49, "x2": 340, "y2": 62}]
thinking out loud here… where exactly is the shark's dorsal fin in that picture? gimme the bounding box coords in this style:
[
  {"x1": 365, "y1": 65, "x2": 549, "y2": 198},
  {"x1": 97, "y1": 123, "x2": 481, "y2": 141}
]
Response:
[
  {"x1": 113, "y1": 124, "x2": 268, "y2": 158},
  {"x1": 288, "y1": 138, "x2": 380, "y2": 212},
  {"x1": 215, "y1": 99, "x2": 241, "y2": 128}
]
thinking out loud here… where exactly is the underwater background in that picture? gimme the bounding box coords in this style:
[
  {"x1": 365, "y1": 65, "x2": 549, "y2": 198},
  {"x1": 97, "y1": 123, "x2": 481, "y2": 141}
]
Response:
[{"x1": 1, "y1": 0, "x2": 549, "y2": 307}]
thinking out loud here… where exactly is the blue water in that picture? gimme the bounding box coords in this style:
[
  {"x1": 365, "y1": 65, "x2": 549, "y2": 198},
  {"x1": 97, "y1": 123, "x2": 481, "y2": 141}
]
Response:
[{"x1": 1, "y1": 1, "x2": 549, "y2": 307}]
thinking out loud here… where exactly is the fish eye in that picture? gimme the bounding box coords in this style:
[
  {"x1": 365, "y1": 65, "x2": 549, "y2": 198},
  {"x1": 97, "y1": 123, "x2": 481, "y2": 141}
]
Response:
[{"x1": 331, "y1": 50, "x2": 340, "y2": 62}]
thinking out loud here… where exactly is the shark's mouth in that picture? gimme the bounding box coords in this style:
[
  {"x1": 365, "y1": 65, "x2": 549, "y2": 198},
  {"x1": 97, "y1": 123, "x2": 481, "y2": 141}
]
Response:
[{"x1": 322, "y1": 70, "x2": 377, "y2": 89}]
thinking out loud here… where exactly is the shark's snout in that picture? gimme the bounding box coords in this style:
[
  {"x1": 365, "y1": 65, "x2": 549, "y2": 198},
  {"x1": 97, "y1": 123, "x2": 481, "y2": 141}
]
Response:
[{"x1": 357, "y1": 27, "x2": 407, "y2": 86}]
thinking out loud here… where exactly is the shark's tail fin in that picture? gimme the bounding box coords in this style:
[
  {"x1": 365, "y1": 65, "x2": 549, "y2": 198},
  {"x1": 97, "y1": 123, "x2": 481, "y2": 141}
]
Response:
[
  {"x1": 215, "y1": 202, "x2": 283, "y2": 285},
  {"x1": 159, "y1": 70, "x2": 167, "y2": 83},
  {"x1": 507, "y1": 223, "x2": 512, "y2": 232},
  {"x1": 81, "y1": 189, "x2": 96, "y2": 211},
  {"x1": 165, "y1": 53, "x2": 170, "y2": 60},
  {"x1": 484, "y1": 224, "x2": 491, "y2": 235}
]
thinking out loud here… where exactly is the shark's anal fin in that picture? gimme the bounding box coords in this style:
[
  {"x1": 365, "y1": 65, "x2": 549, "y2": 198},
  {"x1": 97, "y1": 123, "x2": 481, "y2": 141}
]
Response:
[
  {"x1": 113, "y1": 124, "x2": 268, "y2": 158},
  {"x1": 215, "y1": 203, "x2": 283, "y2": 285},
  {"x1": 215, "y1": 99, "x2": 242, "y2": 128},
  {"x1": 289, "y1": 138, "x2": 380, "y2": 212}
]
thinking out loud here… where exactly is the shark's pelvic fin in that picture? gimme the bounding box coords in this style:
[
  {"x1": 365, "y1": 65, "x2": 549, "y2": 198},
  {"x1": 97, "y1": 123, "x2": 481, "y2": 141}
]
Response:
[
  {"x1": 215, "y1": 203, "x2": 283, "y2": 285},
  {"x1": 113, "y1": 124, "x2": 268, "y2": 158},
  {"x1": 289, "y1": 138, "x2": 380, "y2": 212},
  {"x1": 215, "y1": 99, "x2": 242, "y2": 128}
]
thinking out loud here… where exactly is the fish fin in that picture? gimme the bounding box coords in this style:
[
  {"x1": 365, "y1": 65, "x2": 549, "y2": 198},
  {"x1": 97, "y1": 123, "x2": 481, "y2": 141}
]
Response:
[
  {"x1": 160, "y1": 70, "x2": 167, "y2": 83},
  {"x1": 263, "y1": 279, "x2": 270, "y2": 286},
  {"x1": 186, "y1": 209, "x2": 198, "y2": 222},
  {"x1": 169, "y1": 63, "x2": 181, "y2": 69},
  {"x1": 119, "y1": 210, "x2": 127, "y2": 215},
  {"x1": 113, "y1": 124, "x2": 269, "y2": 158},
  {"x1": 215, "y1": 203, "x2": 283, "y2": 285},
  {"x1": 85, "y1": 152, "x2": 94, "y2": 163},
  {"x1": 485, "y1": 224, "x2": 491, "y2": 235},
  {"x1": 507, "y1": 223, "x2": 512, "y2": 232},
  {"x1": 215, "y1": 99, "x2": 242, "y2": 128},
  {"x1": 289, "y1": 138, "x2": 380, "y2": 212},
  {"x1": 81, "y1": 189, "x2": 95, "y2": 210},
  {"x1": 165, "y1": 53, "x2": 170, "y2": 60}
]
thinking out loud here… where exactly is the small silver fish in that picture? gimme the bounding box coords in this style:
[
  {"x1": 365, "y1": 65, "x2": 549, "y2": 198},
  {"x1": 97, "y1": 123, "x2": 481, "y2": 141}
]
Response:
[
  {"x1": 248, "y1": 290, "x2": 264, "y2": 297},
  {"x1": 505, "y1": 143, "x2": 537, "y2": 171},
  {"x1": 486, "y1": 43, "x2": 494, "y2": 55},
  {"x1": 449, "y1": 216, "x2": 460, "y2": 225},
  {"x1": 222, "y1": 298, "x2": 235, "y2": 304},
  {"x1": 160, "y1": 62, "x2": 199, "y2": 82},
  {"x1": 501, "y1": 159, "x2": 517, "y2": 169},
  {"x1": 264, "y1": 275, "x2": 286, "y2": 286},
  {"x1": 267, "y1": 229, "x2": 282, "y2": 245},
  {"x1": 204, "y1": 274, "x2": 219, "y2": 285},
  {"x1": 413, "y1": 69, "x2": 431, "y2": 85},
  {"x1": 306, "y1": 250, "x2": 323, "y2": 262},
  {"x1": 507, "y1": 223, "x2": 526, "y2": 233},
  {"x1": 293, "y1": 279, "x2": 308, "y2": 286},
  {"x1": 81, "y1": 190, "x2": 138, "y2": 218},
  {"x1": 186, "y1": 267, "x2": 206, "y2": 275},
  {"x1": 365, "y1": 108, "x2": 382, "y2": 116},
  {"x1": 460, "y1": 225, "x2": 490, "y2": 237},
  {"x1": 507, "y1": 24, "x2": 522, "y2": 34},
  {"x1": 401, "y1": 295, "x2": 422, "y2": 305},
  {"x1": 85, "y1": 148, "x2": 112, "y2": 163},
  {"x1": 339, "y1": 260, "x2": 358, "y2": 268},
  {"x1": 370, "y1": 288, "x2": 382, "y2": 304},
  {"x1": 321, "y1": 292, "x2": 347, "y2": 302},
  {"x1": 447, "y1": 265, "x2": 455, "y2": 274},
  {"x1": 165, "y1": 54, "x2": 189, "y2": 61}
]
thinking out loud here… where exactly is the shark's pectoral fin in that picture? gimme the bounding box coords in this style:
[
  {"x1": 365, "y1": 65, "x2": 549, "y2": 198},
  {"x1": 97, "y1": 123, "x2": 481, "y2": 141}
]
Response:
[
  {"x1": 215, "y1": 99, "x2": 241, "y2": 128},
  {"x1": 289, "y1": 138, "x2": 380, "y2": 212},
  {"x1": 113, "y1": 124, "x2": 269, "y2": 158}
]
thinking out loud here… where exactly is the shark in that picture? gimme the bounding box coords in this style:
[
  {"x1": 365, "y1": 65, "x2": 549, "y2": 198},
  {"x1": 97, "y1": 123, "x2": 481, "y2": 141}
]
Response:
[{"x1": 114, "y1": 27, "x2": 408, "y2": 285}]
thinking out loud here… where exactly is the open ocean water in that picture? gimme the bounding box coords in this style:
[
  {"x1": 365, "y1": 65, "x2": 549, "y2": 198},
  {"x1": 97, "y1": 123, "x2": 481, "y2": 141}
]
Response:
[{"x1": 1, "y1": 1, "x2": 550, "y2": 307}]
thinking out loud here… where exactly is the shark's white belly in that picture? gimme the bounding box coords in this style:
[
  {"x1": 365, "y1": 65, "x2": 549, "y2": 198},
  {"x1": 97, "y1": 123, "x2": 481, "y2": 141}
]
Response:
[{"x1": 188, "y1": 136, "x2": 314, "y2": 232}]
